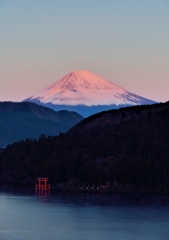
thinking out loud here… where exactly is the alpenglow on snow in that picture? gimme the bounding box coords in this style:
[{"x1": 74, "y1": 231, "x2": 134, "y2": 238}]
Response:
[{"x1": 24, "y1": 70, "x2": 156, "y2": 117}]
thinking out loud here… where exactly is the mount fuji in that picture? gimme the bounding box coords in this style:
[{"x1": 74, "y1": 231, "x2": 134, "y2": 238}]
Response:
[{"x1": 24, "y1": 70, "x2": 156, "y2": 117}]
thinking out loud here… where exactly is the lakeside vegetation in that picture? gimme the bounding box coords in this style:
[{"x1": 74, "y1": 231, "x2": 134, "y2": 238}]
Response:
[{"x1": 0, "y1": 102, "x2": 169, "y2": 193}]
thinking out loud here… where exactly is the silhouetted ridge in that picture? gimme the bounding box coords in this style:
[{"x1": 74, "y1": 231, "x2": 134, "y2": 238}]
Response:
[
  {"x1": 0, "y1": 101, "x2": 169, "y2": 192},
  {"x1": 0, "y1": 101, "x2": 83, "y2": 147}
]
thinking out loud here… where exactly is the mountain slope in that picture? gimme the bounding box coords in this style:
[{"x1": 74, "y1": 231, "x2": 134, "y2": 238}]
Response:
[
  {"x1": 24, "y1": 70, "x2": 156, "y2": 117},
  {"x1": 0, "y1": 101, "x2": 83, "y2": 147},
  {"x1": 0, "y1": 101, "x2": 169, "y2": 192}
]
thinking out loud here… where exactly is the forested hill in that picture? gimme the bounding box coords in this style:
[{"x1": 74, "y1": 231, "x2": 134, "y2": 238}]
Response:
[
  {"x1": 0, "y1": 101, "x2": 169, "y2": 192},
  {"x1": 71, "y1": 101, "x2": 169, "y2": 131}
]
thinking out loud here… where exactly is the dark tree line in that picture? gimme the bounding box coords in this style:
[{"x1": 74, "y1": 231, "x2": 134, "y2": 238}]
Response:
[{"x1": 0, "y1": 102, "x2": 169, "y2": 192}]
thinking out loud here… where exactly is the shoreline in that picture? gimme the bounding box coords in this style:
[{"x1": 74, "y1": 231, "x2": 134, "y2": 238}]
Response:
[{"x1": 0, "y1": 182, "x2": 169, "y2": 195}]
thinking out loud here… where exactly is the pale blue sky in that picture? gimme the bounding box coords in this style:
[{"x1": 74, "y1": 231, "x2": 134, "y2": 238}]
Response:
[{"x1": 0, "y1": 0, "x2": 169, "y2": 102}]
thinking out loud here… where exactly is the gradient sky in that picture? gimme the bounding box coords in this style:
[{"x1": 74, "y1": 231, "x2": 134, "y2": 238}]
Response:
[{"x1": 0, "y1": 0, "x2": 169, "y2": 102}]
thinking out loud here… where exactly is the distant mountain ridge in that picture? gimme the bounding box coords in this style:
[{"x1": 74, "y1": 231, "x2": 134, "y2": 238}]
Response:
[
  {"x1": 1, "y1": 101, "x2": 169, "y2": 192},
  {"x1": 24, "y1": 70, "x2": 156, "y2": 117},
  {"x1": 0, "y1": 101, "x2": 83, "y2": 147}
]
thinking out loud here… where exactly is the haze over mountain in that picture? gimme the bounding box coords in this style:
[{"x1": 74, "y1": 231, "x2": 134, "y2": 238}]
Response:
[
  {"x1": 0, "y1": 102, "x2": 83, "y2": 147},
  {"x1": 24, "y1": 70, "x2": 156, "y2": 117}
]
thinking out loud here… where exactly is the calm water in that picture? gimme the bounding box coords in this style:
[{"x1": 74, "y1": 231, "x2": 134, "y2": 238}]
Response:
[{"x1": 0, "y1": 185, "x2": 169, "y2": 240}]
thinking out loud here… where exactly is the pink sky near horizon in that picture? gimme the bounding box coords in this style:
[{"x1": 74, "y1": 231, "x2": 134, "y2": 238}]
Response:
[{"x1": 0, "y1": 0, "x2": 169, "y2": 103}]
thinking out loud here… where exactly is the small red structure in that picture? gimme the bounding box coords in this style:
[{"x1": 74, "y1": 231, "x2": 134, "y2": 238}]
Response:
[{"x1": 35, "y1": 177, "x2": 50, "y2": 191}]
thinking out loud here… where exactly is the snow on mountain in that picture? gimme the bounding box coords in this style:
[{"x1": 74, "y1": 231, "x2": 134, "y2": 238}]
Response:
[
  {"x1": 25, "y1": 70, "x2": 154, "y2": 105},
  {"x1": 24, "y1": 70, "x2": 156, "y2": 117}
]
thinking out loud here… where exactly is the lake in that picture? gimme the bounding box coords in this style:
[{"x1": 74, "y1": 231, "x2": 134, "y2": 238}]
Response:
[{"x1": 0, "y1": 185, "x2": 169, "y2": 240}]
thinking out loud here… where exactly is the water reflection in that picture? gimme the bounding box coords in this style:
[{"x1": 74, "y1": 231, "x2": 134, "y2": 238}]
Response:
[{"x1": 0, "y1": 184, "x2": 169, "y2": 240}]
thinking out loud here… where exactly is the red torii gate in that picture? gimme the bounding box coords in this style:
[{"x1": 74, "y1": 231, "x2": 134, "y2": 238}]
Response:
[{"x1": 35, "y1": 177, "x2": 50, "y2": 191}]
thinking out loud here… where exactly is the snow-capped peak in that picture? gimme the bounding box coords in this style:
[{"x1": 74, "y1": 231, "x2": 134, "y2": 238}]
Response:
[
  {"x1": 25, "y1": 70, "x2": 155, "y2": 107},
  {"x1": 52, "y1": 70, "x2": 125, "y2": 91}
]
